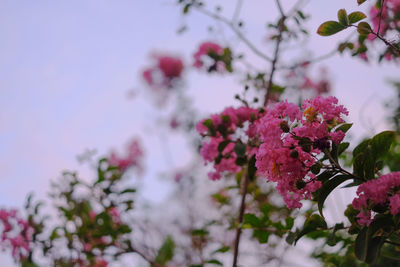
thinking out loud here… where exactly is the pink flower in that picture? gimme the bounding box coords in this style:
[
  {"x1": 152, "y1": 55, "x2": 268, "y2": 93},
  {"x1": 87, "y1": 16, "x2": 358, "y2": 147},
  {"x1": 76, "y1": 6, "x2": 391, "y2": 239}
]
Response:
[
  {"x1": 193, "y1": 41, "x2": 224, "y2": 69},
  {"x1": 197, "y1": 106, "x2": 260, "y2": 180},
  {"x1": 142, "y1": 54, "x2": 184, "y2": 90},
  {"x1": 255, "y1": 96, "x2": 348, "y2": 209},
  {"x1": 0, "y1": 209, "x2": 33, "y2": 261},
  {"x1": 108, "y1": 138, "x2": 144, "y2": 173},
  {"x1": 352, "y1": 172, "x2": 400, "y2": 225},
  {"x1": 94, "y1": 257, "x2": 108, "y2": 267},
  {"x1": 89, "y1": 210, "x2": 97, "y2": 221}
]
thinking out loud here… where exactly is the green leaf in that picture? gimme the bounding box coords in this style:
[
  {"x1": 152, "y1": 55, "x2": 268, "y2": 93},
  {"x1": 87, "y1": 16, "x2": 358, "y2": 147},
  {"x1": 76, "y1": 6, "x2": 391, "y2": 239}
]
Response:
[
  {"x1": 286, "y1": 231, "x2": 296, "y2": 245},
  {"x1": 191, "y1": 229, "x2": 209, "y2": 236},
  {"x1": 335, "y1": 123, "x2": 353, "y2": 133},
  {"x1": 155, "y1": 236, "x2": 175, "y2": 266},
  {"x1": 348, "y1": 11, "x2": 367, "y2": 24},
  {"x1": 295, "y1": 214, "x2": 327, "y2": 243},
  {"x1": 337, "y1": 142, "x2": 350, "y2": 156},
  {"x1": 217, "y1": 140, "x2": 231, "y2": 153},
  {"x1": 327, "y1": 223, "x2": 345, "y2": 246},
  {"x1": 370, "y1": 131, "x2": 396, "y2": 159},
  {"x1": 317, "y1": 175, "x2": 351, "y2": 218},
  {"x1": 120, "y1": 188, "x2": 137, "y2": 194},
  {"x1": 234, "y1": 142, "x2": 246, "y2": 157},
  {"x1": 357, "y1": 22, "x2": 372, "y2": 34},
  {"x1": 337, "y1": 9, "x2": 349, "y2": 26},
  {"x1": 243, "y1": 213, "x2": 262, "y2": 227},
  {"x1": 206, "y1": 259, "x2": 223, "y2": 266},
  {"x1": 357, "y1": 0, "x2": 367, "y2": 5},
  {"x1": 212, "y1": 246, "x2": 230, "y2": 254},
  {"x1": 355, "y1": 227, "x2": 368, "y2": 261},
  {"x1": 183, "y1": 3, "x2": 191, "y2": 14},
  {"x1": 317, "y1": 21, "x2": 346, "y2": 36},
  {"x1": 253, "y1": 230, "x2": 270, "y2": 243}
]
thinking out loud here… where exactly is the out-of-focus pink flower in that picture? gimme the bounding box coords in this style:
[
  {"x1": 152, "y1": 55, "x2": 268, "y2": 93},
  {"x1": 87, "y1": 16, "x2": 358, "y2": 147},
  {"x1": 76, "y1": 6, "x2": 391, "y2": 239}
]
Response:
[
  {"x1": 193, "y1": 41, "x2": 224, "y2": 69},
  {"x1": 89, "y1": 210, "x2": 97, "y2": 221},
  {"x1": 94, "y1": 257, "x2": 108, "y2": 267},
  {"x1": 108, "y1": 138, "x2": 144, "y2": 173},
  {"x1": 142, "y1": 54, "x2": 184, "y2": 90},
  {"x1": 0, "y1": 209, "x2": 33, "y2": 261}
]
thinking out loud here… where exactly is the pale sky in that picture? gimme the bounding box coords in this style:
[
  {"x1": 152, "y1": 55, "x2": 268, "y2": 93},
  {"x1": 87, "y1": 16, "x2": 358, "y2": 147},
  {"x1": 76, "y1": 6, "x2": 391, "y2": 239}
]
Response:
[{"x1": 0, "y1": 0, "x2": 398, "y2": 265}]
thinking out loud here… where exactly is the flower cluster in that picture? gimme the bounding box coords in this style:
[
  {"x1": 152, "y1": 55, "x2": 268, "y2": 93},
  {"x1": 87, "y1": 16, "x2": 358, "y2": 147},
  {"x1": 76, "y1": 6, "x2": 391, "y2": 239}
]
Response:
[
  {"x1": 255, "y1": 96, "x2": 348, "y2": 208},
  {"x1": 193, "y1": 41, "x2": 225, "y2": 72},
  {"x1": 108, "y1": 138, "x2": 144, "y2": 173},
  {"x1": 197, "y1": 106, "x2": 260, "y2": 180},
  {"x1": 352, "y1": 172, "x2": 400, "y2": 226},
  {"x1": 142, "y1": 54, "x2": 184, "y2": 89},
  {"x1": 0, "y1": 209, "x2": 33, "y2": 261}
]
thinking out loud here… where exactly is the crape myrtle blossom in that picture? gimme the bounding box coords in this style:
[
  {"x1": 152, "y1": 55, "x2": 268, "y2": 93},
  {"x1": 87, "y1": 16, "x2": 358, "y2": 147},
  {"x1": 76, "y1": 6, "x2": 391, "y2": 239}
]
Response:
[
  {"x1": 352, "y1": 172, "x2": 400, "y2": 226},
  {"x1": 254, "y1": 96, "x2": 348, "y2": 209},
  {"x1": 193, "y1": 41, "x2": 225, "y2": 72},
  {"x1": 0, "y1": 209, "x2": 34, "y2": 261},
  {"x1": 142, "y1": 54, "x2": 184, "y2": 89},
  {"x1": 197, "y1": 106, "x2": 260, "y2": 180},
  {"x1": 108, "y1": 138, "x2": 144, "y2": 174},
  {"x1": 197, "y1": 96, "x2": 349, "y2": 209}
]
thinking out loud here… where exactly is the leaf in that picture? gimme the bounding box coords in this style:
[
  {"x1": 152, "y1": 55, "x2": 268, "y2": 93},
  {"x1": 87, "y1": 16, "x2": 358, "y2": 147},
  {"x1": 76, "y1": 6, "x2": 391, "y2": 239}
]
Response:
[
  {"x1": 348, "y1": 11, "x2": 367, "y2": 24},
  {"x1": 370, "y1": 131, "x2": 396, "y2": 159},
  {"x1": 212, "y1": 246, "x2": 230, "y2": 254},
  {"x1": 217, "y1": 140, "x2": 231, "y2": 153},
  {"x1": 206, "y1": 259, "x2": 223, "y2": 266},
  {"x1": 357, "y1": 0, "x2": 367, "y2": 5},
  {"x1": 357, "y1": 22, "x2": 372, "y2": 35},
  {"x1": 120, "y1": 188, "x2": 136, "y2": 194},
  {"x1": 243, "y1": 213, "x2": 262, "y2": 227},
  {"x1": 155, "y1": 236, "x2": 175, "y2": 265},
  {"x1": 295, "y1": 214, "x2": 327, "y2": 243},
  {"x1": 335, "y1": 123, "x2": 353, "y2": 133},
  {"x1": 286, "y1": 231, "x2": 297, "y2": 245},
  {"x1": 317, "y1": 175, "x2": 352, "y2": 218},
  {"x1": 234, "y1": 142, "x2": 246, "y2": 157},
  {"x1": 337, "y1": 9, "x2": 349, "y2": 26},
  {"x1": 317, "y1": 21, "x2": 346, "y2": 36},
  {"x1": 337, "y1": 142, "x2": 350, "y2": 156},
  {"x1": 327, "y1": 223, "x2": 345, "y2": 246},
  {"x1": 355, "y1": 227, "x2": 368, "y2": 261},
  {"x1": 253, "y1": 230, "x2": 270, "y2": 243}
]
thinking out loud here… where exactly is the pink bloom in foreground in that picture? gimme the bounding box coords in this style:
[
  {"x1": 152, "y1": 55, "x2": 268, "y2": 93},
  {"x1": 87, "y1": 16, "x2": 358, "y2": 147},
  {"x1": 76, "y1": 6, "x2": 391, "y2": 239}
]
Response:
[
  {"x1": 352, "y1": 172, "x2": 400, "y2": 225},
  {"x1": 255, "y1": 96, "x2": 348, "y2": 208}
]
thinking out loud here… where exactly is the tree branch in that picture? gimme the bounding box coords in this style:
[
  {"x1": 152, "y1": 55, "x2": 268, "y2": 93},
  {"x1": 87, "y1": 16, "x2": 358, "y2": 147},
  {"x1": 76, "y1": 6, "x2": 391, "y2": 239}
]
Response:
[{"x1": 232, "y1": 172, "x2": 250, "y2": 267}]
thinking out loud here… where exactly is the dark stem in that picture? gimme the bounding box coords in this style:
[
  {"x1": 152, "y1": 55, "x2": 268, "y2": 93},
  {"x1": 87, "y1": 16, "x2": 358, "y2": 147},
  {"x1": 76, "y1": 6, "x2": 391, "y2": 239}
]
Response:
[
  {"x1": 232, "y1": 173, "x2": 250, "y2": 267},
  {"x1": 377, "y1": 0, "x2": 385, "y2": 35},
  {"x1": 264, "y1": 9, "x2": 286, "y2": 105}
]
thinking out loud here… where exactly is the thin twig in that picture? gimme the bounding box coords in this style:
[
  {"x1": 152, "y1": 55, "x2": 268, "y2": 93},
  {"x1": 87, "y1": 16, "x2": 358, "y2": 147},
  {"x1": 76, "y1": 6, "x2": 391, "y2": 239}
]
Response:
[
  {"x1": 264, "y1": 1, "x2": 286, "y2": 105},
  {"x1": 194, "y1": 6, "x2": 273, "y2": 62},
  {"x1": 232, "y1": 173, "x2": 250, "y2": 267},
  {"x1": 232, "y1": 0, "x2": 243, "y2": 23},
  {"x1": 377, "y1": 0, "x2": 385, "y2": 35}
]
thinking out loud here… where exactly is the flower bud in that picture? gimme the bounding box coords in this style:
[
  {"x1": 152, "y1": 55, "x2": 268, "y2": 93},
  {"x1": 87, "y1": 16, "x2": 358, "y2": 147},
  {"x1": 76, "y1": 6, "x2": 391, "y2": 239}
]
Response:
[
  {"x1": 279, "y1": 121, "x2": 290, "y2": 133},
  {"x1": 290, "y1": 149, "x2": 299, "y2": 158},
  {"x1": 295, "y1": 179, "x2": 306, "y2": 189}
]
